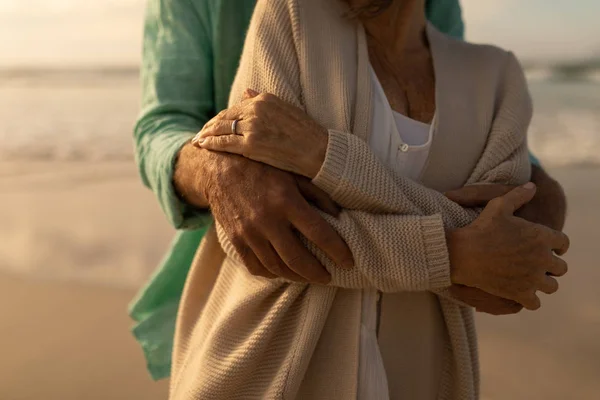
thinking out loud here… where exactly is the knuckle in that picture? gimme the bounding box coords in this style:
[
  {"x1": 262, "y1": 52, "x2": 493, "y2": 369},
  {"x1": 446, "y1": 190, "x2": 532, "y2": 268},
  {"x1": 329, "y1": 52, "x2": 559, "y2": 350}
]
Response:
[
  {"x1": 487, "y1": 197, "x2": 505, "y2": 212},
  {"x1": 244, "y1": 131, "x2": 259, "y2": 147},
  {"x1": 250, "y1": 101, "x2": 262, "y2": 115},
  {"x1": 247, "y1": 116, "x2": 261, "y2": 131},
  {"x1": 520, "y1": 263, "x2": 538, "y2": 281},
  {"x1": 258, "y1": 92, "x2": 275, "y2": 102},
  {"x1": 251, "y1": 100, "x2": 268, "y2": 116},
  {"x1": 248, "y1": 210, "x2": 269, "y2": 226},
  {"x1": 269, "y1": 186, "x2": 293, "y2": 207},
  {"x1": 214, "y1": 135, "x2": 229, "y2": 146},
  {"x1": 237, "y1": 220, "x2": 255, "y2": 236}
]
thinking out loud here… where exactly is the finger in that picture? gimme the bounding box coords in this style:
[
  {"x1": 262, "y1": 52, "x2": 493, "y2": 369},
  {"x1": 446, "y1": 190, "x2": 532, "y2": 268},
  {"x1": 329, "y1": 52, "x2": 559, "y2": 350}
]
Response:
[
  {"x1": 197, "y1": 134, "x2": 246, "y2": 156},
  {"x1": 271, "y1": 228, "x2": 331, "y2": 284},
  {"x1": 546, "y1": 254, "x2": 568, "y2": 277},
  {"x1": 534, "y1": 224, "x2": 570, "y2": 256},
  {"x1": 445, "y1": 184, "x2": 516, "y2": 207},
  {"x1": 204, "y1": 105, "x2": 246, "y2": 130},
  {"x1": 549, "y1": 230, "x2": 570, "y2": 256},
  {"x1": 290, "y1": 203, "x2": 354, "y2": 269},
  {"x1": 231, "y1": 239, "x2": 277, "y2": 279},
  {"x1": 197, "y1": 119, "x2": 252, "y2": 140},
  {"x1": 217, "y1": 101, "x2": 256, "y2": 121},
  {"x1": 538, "y1": 275, "x2": 559, "y2": 295},
  {"x1": 519, "y1": 292, "x2": 542, "y2": 311},
  {"x1": 248, "y1": 238, "x2": 306, "y2": 282},
  {"x1": 243, "y1": 88, "x2": 260, "y2": 100},
  {"x1": 493, "y1": 182, "x2": 537, "y2": 215},
  {"x1": 296, "y1": 177, "x2": 340, "y2": 217}
]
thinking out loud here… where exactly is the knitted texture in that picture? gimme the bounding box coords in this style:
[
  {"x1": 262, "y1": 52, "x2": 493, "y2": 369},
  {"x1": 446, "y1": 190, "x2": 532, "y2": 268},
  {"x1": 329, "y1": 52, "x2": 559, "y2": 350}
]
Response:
[{"x1": 170, "y1": 0, "x2": 532, "y2": 399}]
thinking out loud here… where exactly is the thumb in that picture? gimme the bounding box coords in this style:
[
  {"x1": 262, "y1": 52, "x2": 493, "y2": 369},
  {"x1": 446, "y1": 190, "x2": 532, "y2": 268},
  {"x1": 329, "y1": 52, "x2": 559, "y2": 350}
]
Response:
[
  {"x1": 497, "y1": 182, "x2": 537, "y2": 215},
  {"x1": 242, "y1": 88, "x2": 259, "y2": 100}
]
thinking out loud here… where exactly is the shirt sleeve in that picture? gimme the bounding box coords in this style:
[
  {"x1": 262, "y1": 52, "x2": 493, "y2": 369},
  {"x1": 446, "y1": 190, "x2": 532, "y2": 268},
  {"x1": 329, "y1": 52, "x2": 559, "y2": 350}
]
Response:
[
  {"x1": 133, "y1": 0, "x2": 215, "y2": 230},
  {"x1": 426, "y1": 0, "x2": 465, "y2": 39},
  {"x1": 529, "y1": 151, "x2": 541, "y2": 166}
]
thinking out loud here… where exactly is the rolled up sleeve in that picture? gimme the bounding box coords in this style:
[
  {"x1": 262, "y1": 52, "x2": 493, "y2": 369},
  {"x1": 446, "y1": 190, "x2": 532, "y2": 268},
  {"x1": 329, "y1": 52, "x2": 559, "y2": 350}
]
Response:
[{"x1": 134, "y1": 0, "x2": 215, "y2": 230}]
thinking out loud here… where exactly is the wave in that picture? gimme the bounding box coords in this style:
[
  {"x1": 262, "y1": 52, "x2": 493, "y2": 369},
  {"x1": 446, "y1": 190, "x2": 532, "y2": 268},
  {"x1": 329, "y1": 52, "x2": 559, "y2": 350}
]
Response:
[{"x1": 1, "y1": 75, "x2": 599, "y2": 167}]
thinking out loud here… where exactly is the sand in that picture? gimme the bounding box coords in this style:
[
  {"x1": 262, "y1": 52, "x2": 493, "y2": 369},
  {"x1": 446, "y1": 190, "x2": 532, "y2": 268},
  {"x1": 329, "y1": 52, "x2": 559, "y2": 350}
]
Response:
[
  {"x1": 0, "y1": 161, "x2": 598, "y2": 399},
  {"x1": 0, "y1": 274, "x2": 169, "y2": 400}
]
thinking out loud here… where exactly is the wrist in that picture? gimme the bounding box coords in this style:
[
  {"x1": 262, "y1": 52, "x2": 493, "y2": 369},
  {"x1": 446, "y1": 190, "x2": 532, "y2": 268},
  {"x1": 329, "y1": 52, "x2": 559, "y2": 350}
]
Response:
[
  {"x1": 307, "y1": 128, "x2": 328, "y2": 179},
  {"x1": 446, "y1": 228, "x2": 469, "y2": 286},
  {"x1": 173, "y1": 142, "x2": 212, "y2": 209}
]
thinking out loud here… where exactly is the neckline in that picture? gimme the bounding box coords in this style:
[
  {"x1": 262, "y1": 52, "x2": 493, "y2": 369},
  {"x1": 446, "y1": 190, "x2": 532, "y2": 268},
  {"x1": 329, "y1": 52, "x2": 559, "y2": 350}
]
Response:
[
  {"x1": 353, "y1": 21, "x2": 466, "y2": 188},
  {"x1": 369, "y1": 65, "x2": 434, "y2": 150},
  {"x1": 392, "y1": 111, "x2": 432, "y2": 128}
]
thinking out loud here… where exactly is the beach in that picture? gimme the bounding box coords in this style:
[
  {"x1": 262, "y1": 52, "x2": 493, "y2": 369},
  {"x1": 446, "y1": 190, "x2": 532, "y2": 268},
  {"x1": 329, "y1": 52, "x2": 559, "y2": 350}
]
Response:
[
  {"x1": 1, "y1": 0, "x2": 599, "y2": 397},
  {"x1": 0, "y1": 161, "x2": 171, "y2": 400},
  {"x1": 0, "y1": 161, "x2": 598, "y2": 399},
  {"x1": 1, "y1": 70, "x2": 599, "y2": 399}
]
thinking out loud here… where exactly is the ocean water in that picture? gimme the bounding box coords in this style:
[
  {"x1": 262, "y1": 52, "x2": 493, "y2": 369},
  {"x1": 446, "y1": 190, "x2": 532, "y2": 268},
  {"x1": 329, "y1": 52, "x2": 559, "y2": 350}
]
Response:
[{"x1": 1, "y1": 71, "x2": 599, "y2": 167}]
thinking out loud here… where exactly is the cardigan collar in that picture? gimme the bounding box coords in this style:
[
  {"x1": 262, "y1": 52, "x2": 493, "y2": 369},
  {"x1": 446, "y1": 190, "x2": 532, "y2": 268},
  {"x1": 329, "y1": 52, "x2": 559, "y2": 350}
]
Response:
[{"x1": 353, "y1": 22, "x2": 476, "y2": 191}]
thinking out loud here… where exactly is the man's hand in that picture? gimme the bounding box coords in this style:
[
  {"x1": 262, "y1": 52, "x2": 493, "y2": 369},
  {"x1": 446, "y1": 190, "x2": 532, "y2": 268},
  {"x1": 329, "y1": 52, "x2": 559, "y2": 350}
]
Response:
[
  {"x1": 173, "y1": 142, "x2": 354, "y2": 283},
  {"x1": 445, "y1": 165, "x2": 567, "y2": 231},
  {"x1": 447, "y1": 184, "x2": 570, "y2": 311},
  {"x1": 443, "y1": 167, "x2": 569, "y2": 315}
]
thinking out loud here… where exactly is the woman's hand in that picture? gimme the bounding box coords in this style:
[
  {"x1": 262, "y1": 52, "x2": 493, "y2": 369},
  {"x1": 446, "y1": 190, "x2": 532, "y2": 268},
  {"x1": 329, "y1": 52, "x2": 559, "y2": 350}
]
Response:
[
  {"x1": 193, "y1": 89, "x2": 329, "y2": 179},
  {"x1": 447, "y1": 184, "x2": 570, "y2": 310}
]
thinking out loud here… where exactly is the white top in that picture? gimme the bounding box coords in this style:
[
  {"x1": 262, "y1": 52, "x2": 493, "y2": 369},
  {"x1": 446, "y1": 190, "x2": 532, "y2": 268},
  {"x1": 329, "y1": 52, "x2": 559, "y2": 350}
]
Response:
[{"x1": 357, "y1": 67, "x2": 435, "y2": 399}]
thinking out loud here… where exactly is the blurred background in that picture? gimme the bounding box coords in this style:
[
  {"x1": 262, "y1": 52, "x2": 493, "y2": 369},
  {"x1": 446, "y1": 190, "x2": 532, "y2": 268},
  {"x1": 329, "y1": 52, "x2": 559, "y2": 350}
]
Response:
[{"x1": 0, "y1": 1, "x2": 598, "y2": 399}]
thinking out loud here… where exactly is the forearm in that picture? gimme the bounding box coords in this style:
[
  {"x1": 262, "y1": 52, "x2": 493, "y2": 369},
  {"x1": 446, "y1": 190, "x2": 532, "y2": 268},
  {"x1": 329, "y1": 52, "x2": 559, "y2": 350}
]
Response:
[
  {"x1": 310, "y1": 211, "x2": 453, "y2": 291},
  {"x1": 314, "y1": 130, "x2": 482, "y2": 221},
  {"x1": 522, "y1": 164, "x2": 567, "y2": 231}
]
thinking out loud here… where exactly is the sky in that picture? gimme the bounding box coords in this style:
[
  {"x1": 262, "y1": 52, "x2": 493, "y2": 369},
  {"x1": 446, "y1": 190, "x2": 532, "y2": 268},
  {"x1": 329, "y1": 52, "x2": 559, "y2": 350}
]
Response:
[{"x1": 0, "y1": 0, "x2": 598, "y2": 67}]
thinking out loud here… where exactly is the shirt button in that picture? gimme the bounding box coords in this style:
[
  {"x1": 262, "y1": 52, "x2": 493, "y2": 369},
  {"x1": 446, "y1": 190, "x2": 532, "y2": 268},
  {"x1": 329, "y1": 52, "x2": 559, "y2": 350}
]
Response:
[{"x1": 399, "y1": 143, "x2": 409, "y2": 152}]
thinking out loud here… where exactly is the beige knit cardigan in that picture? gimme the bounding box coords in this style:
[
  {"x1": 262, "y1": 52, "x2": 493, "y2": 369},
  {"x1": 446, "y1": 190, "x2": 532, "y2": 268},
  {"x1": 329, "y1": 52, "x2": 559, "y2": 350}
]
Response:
[{"x1": 169, "y1": 0, "x2": 532, "y2": 399}]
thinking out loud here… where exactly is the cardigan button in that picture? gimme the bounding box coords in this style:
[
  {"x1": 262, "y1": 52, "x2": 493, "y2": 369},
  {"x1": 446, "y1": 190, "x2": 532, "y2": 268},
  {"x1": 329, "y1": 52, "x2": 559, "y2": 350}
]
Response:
[{"x1": 399, "y1": 143, "x2": 409, "y2": 152}]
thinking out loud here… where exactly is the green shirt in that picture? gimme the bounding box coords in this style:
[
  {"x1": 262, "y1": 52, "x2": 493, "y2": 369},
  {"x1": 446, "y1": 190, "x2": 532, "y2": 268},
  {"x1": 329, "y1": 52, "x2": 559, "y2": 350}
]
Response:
[{"x1": 130, "y1": 0, "x2": 466, "y2": 380}]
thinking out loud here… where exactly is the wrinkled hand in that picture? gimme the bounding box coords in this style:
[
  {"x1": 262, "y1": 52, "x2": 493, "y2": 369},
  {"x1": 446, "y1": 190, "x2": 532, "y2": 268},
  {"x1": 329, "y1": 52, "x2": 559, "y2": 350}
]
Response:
[
  {"x1": 193, "y1": 89, "x2": 329, "y2": 178},
  {"x1": 193, "y1": 149, "x2": 353, "y2": 283},
  {"x1": 447, "y1": 183, "x2": 570, "y2": 311}
]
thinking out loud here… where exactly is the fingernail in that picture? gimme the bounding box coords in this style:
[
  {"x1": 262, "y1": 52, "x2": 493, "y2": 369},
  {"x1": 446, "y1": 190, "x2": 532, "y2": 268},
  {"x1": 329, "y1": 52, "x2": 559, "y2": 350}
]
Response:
[
  {"x1": 523, "y1": 182, "x2": 536, "y2": 189},
  {"x1": 197, "y1": 138, "x2": 205, "y2": 145}
]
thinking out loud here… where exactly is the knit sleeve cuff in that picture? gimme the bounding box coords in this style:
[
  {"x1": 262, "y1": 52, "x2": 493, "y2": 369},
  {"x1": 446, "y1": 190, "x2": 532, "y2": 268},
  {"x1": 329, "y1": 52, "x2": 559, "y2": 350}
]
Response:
[
  {"x1": 312, "y1": 129, "x2": 349, "y2": 196},
  {"x1": 420, "y1": 214, "x2": 452, "y2": 289}
]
